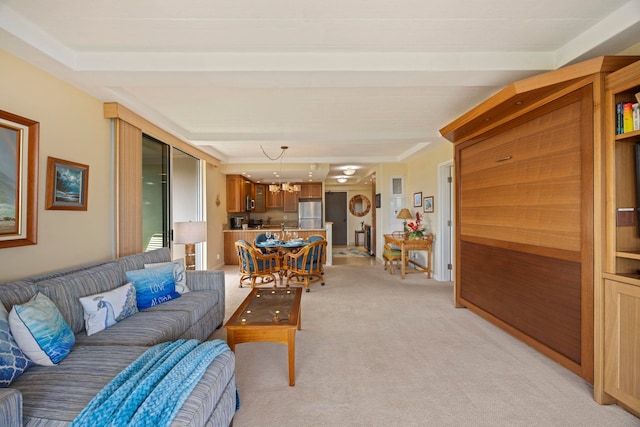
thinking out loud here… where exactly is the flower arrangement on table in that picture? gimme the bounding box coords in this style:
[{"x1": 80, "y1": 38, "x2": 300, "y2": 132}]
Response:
[{"x1": 406, "y1": 212, "x2": 426, "y2": 239}]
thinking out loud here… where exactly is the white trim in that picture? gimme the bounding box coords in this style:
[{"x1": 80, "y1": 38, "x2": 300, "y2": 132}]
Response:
[{"x1": 437, "y1": 160, "x2": 454, "y2": 282}]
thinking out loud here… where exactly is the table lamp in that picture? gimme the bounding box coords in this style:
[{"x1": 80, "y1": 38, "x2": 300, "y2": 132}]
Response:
[
  {"x1": 174, "y1": 221, "x2": 207, "y2": 270},
  {"x1": 396, "y1": 208, "x2": 414, "y2": 236}
]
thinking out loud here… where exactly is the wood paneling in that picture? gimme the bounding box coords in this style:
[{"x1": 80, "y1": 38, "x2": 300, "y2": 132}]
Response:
[
  {"x1": 461, "y1": 241, "x2": 582, "y2": 365},
  {"x1": 116, "y1": 120, "x2": 143, "y2": 257},
  {"x1": 460, "y1": 90, "x2": 586, "y2": 252}
]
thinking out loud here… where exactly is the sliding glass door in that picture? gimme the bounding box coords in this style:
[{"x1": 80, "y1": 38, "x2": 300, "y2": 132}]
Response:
[
  {"x1": 141, "y1": 135, "x2": 170, "y2": 251},
  {"x1": 171, "y1": 149, "x2": 204, "y2": 268}
]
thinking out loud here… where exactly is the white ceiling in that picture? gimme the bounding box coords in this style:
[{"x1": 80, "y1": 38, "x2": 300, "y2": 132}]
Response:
[{"x1": 1, "y1": 0, "x2": 640, "y2": 184}]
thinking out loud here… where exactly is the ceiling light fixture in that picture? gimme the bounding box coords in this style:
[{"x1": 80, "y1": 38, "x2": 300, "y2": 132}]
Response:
[
  {"x1": 337, "y1": 177, "x2": 347, "y2": 183},
  {"x1": 262, "y1": 145, "x2": 300, "y2": 194},
  {"x1": 344, "y1": 168, "x2": 356, "y2": 176}
]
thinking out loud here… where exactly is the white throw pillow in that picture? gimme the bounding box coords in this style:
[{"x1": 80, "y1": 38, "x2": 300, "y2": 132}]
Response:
[
  {"x1": 144, "y1": 259, "x2": 190, "y2": 294},
  {"x1": 9, "y1": 293, "x2": 75, "y2": 366},
  {"x1": 79, "y1": 283, "x2": 138, "y2": 336}
]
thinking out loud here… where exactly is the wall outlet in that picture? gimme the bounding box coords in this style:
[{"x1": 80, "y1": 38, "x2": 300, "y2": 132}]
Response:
[
  {"x1": 283, "y1": 215, "x2": 288, "y2": 220},
  {"x1": 216, "y1": 254, "x2": 220, "y2": 260}
]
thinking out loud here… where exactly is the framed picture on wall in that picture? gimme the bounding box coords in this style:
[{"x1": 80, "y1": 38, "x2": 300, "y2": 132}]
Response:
[
  {"x1": 375, "y1": 193, "x2": 381, "y2": 208},
  {"x1": 424, "y1": 196, "x2": 434, "y2": 213},
  {"x1": 0, "y1": 109, "x2": 39, "y2": 249},
  {"x1": 413, "y1": 192, "x2": 422, "y2": 207},
  {"x1": 46, "y1": 157, "x2": 89, "y2": 211}
]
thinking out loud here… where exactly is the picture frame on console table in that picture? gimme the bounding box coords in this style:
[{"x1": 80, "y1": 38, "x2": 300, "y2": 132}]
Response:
[
  {"x1": 424, "y1": 196, "x2": 434, "y2": 213},
  {"x1": 0, "y1": 110, "x2": 39, "y2": 249},
  {"x1": 46, "y1": 157, "x2": 89, "y2": 211}
]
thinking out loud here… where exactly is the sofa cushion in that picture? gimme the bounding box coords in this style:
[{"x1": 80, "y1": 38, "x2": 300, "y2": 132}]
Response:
[
  {"x1": 0, "y1": 304, "x2": 33, "y2": 387},
  {"x1": 79, "y1": 283, "x2": 138, "y2": 336},
  {"x1": 74, "y1": 309, "x2": 192, "y2": 346},
  {"x1": 36, "y1": 262, "x2": 126, "y2": 334},
  {"x1": 9, "y1": 293, "x2": 75, "y2": 366},
  {"x1": 0, "y1": 280, "x2": 38, "y2": 310},
  {"x1": 117, "y1": 247, "x2": 171, "y2": 273},
  {"x1": 141, "y1": 290, "x2": 219, "y2": 323},
  {"x1": 144, "y1": 259, "x2": 190, "y2": 294},
  {"x1": 126, "y1": 264, "x2": 181, "y2": 310}
]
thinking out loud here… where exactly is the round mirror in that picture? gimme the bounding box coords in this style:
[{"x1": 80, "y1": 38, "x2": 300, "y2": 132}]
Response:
[{"x1": 349, "y1": 194, "x2": 371, "y2": 217}]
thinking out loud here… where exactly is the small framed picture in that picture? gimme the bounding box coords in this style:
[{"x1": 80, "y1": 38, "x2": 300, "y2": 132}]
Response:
[
  {"x1": 424, "y1": 196, "x2": 434, "y2": 213},
  {"x1": 46, "y1": 157, "x2": 89, "y2": 211},
  {"x1": 413, "y1": 192, "x2": 422, "y2": 207},
  {"x1": 375, "y1": 193, "x2": 381, "y2": 208}
]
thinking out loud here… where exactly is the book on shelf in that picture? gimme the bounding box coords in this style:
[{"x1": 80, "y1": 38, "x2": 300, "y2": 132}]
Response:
[
  {"x1": 624, "y1": 102, "x2": 634, "y2": 133},
  {"x1": 617, "y1": 102, "x2": 624, "y2": 134}
]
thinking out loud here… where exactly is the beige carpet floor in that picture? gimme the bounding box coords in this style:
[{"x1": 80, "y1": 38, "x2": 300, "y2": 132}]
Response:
[{"x1": 210, "y1": 261, "x2": 639, "y2": 427}]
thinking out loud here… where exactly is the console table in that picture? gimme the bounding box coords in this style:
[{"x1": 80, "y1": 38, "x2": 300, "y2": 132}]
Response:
[
  {"x1": 354, "y1": 229, "x2": 365, "y2": 246},
  {"x1": 385, "y1": 234, "x2": 434, "y2": 279}
]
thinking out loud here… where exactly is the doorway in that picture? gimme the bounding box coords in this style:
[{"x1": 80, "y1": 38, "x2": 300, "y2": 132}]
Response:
[{"x1": 325, "y1": 192, "x2": 347, "y2": 245}]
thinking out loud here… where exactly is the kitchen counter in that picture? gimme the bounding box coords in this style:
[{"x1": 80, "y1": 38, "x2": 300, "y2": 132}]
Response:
[{"x1": 223, "y1": 228, "x2": 327, "y2": 265}]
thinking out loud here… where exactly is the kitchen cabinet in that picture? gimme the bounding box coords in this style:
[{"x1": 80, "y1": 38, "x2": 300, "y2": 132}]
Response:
[
  {"x1": 226, "y1": 174, "x2": 253, "y2": 213},
  {"x1": 300, "y1": 183, "x2": 322, "y2": 199},
  {"x1": 283, "y1": 190, "x2": 299, "y2": 212},
  {"x1": 254, "y1": 184, "x2": 266, "y2": 212},
  {"x1": 266, "y1": 189, "x2": 283, "y2": 209},
  {"x1": 226, "y1": 175, "x2": 244, "y2": 213}
]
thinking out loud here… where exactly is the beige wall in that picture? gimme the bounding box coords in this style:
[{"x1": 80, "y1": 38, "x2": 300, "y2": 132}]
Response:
[
  {"x1": 406, "y1": 142, "x2": 454, "y2": 237},
  {"x1": 206, "y1": 163, "x2": 228, "y2": 269},
  {"x1": 0, "y1": 50, "x2": 113, "y2": 281},
  {"x1": 405, "y1": 142, "x2": 454, "y2": 279}
]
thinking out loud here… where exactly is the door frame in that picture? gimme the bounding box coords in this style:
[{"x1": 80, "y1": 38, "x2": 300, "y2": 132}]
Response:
[{"x1": 437, "y1": 160, "x2": 454, "y2": 282}]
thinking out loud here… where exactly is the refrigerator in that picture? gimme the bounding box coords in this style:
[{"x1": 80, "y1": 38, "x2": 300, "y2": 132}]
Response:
[{"x1": 298, "y1": 201, "x2": 322, "y2": 229}]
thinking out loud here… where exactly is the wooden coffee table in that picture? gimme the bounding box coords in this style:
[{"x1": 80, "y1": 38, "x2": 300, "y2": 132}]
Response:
[{"x1": 224, "y1": 287, "x2": 302, "y2": 386}]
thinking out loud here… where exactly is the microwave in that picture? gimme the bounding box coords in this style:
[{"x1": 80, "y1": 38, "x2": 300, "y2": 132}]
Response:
[{"x1": 245, "y1": 195, "x2": 254, "y2": 212}]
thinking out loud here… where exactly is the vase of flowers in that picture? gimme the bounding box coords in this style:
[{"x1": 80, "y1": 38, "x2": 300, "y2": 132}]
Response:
[{"x1": 406, "y1": 212, "x2": 425, "y2": 239}]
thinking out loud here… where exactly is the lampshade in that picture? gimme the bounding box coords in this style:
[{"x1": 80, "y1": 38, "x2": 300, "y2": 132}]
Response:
[
  {"x1": 396, "y1": 208, "x2": 413, "y2": 220},
  {"x1": 174, "y1": 221, "x2": 207, "y2": 244}
]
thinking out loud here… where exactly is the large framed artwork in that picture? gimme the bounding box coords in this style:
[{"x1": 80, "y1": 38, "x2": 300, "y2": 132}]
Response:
[
  {"x1": 0, "y1": 110, "x2": 39, "y2": 249},
  {"x1": 46, "y1": 157, "x2": 89, "y2": 211}
]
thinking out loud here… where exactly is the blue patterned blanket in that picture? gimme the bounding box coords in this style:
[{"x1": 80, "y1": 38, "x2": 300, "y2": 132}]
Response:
[{"x1": 72, "y1": 339, "x2": 231, "y2": 427}]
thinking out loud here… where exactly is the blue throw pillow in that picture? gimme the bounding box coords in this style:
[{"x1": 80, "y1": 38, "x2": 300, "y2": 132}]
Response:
[
  {"x1": 126, "y1": 264, "x2": 181, "y2": 310},
  {"x1": 9, "y1": 293, "x2": 75, "y2": 366},
  {"x1": 0, "y1": 303, "x2": 33, "y2": 387}
]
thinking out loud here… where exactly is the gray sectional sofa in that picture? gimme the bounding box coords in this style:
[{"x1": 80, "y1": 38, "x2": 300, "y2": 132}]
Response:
[{"x1": 0, "y1": 248, "x2": 236, "y2": 427}]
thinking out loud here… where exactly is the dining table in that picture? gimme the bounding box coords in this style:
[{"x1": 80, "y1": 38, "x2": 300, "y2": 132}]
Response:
[{"x1": 256, "y1": 239, "x2": 309, "y2": 283}]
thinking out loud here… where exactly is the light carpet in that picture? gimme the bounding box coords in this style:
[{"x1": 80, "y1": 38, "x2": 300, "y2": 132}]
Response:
[{"x1": 210, "y1": 263, "x2": 639, "y2": 427}]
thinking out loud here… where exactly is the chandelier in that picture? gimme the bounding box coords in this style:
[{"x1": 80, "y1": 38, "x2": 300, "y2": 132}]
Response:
[{"x1": 262, "y1": 145, "x2": 301, "y2": 194}]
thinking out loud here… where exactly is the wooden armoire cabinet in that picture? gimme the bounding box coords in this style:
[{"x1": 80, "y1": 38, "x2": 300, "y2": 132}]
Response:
[{"x1": 440, "y1": 56, "x2": 640, "y2": 388}]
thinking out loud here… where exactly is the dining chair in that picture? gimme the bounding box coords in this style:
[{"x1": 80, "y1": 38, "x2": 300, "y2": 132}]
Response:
[
  {"x1": 235, "y1": 240, "x2": 280, "y2": 288},
  {"x1": 253, "y1": 233, "x2": 269, "y2": 253},
  {"x1": 282, "y1": 240, "x2": 327, "y2": 292}
]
